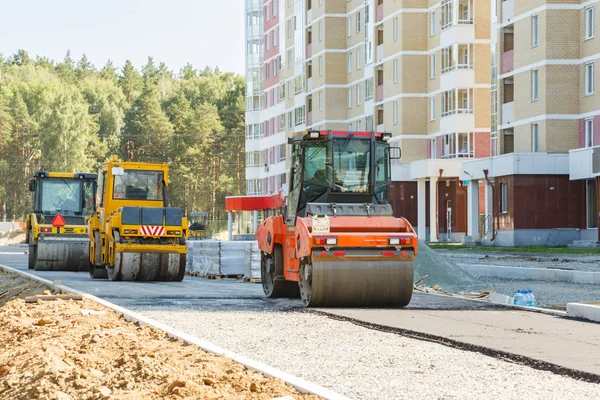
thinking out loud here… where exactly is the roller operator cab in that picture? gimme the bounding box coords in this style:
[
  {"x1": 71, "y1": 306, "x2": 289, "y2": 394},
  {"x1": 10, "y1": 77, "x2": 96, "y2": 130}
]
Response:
[
  {"x1": 88, "y1": 156, "x2": 188, "y2": 281},
  {"x1": 26, "y1": 171, "x2": 97, "y2": 271},
  {"x1": 256, "y1": 130, "x2": 419, "y2": 307}
]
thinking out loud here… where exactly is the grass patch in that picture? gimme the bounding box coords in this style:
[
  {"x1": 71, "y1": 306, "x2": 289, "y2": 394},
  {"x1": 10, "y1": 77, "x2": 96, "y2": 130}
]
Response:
[{"x1": 427, "y1": 244, "x2": 600, "y2": 254}]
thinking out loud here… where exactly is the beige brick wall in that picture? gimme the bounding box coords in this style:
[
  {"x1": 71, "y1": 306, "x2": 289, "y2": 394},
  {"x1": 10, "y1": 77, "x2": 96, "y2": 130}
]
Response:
[
  {"x1": 384, "y1": 0, "x2": 428, "y2": 15},
  {"x1": 323, "y1": 88, "x2": 348, "y2": 121},
  {"x1": 347, "y1": 47, "x2": 366, "y2": 83},
  {"x1": 513, "y1": 66, "x2": 546, "y2": 120},
  {"x1": 475, "y1": 0, "x2": 491, "y2": 40},
  {"x1": 427, "y1": 95, "x2": 440, "y2": 134},
  {"x1": 580, "y1": 6, "x2": 600, "y2": 58},
  {"x1": 545, "y1": 120, "x2": 579, "y2": 152},
  {"x1": 514, "y1": 0, "x2": 579, "y2": 17},
  {"x1": 474, "y1": 44, "x2": 490, "y2": 85},
  {"x1": 513, "y1": 10, "x2": 547, "y2": 68},
  {"x1": 546, "y1": 65, "x2": 579, "y2": 114},
  {"x1": 513, "y1": 121, "x2": 538, "y2": 152},
  {"x1": 325, "y1": 53, "x2": 347, "y2": 85},
  {"x1": 325, "y1": 0, "x2": 346, "y2": 14},
  {"x1": 474, "y1": 88, "x2": 491, "y2": 129},
  {"x1": 346, "y1": 7, "x2": 365, "y2": 49},
  {"x1": 348, "y1": 82, "x2": 366, "y2": 119},
  {"x1": 325, "y1": 17, "x2": 347, "y2": 49},
  {"x1": 399, "y1": 138, "x2": 428, "y2": 163},
  {"x1": 546, "y1": 10, "x2": 579, "y2": 60},
  {"x1": 401, "y1": 97, "x2": 428, "y2": 134},
  {"x1": 402, "y1": 55, "x2": 429, "y2": 93},
  {"x1": 401, "y1": 13, "x2": 428, "y2": 51},
  {"x1": 427, "y1": 7, "x2": 440, "y2": 50}
]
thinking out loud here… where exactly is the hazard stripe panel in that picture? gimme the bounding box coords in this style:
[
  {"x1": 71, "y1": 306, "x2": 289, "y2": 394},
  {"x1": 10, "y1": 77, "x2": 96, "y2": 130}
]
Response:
[{"x1": 140, "y1": 226, "x2": 165, "y2": 236}]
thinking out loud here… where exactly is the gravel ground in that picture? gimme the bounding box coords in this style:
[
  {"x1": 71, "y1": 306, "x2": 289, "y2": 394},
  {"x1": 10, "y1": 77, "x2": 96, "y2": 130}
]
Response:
[
  {"x1": 135, "y1": 307, "x2": 600, "y2": 400},
  {"x1": 435, "y1": 249, "x2": 600, "y2": 272}
]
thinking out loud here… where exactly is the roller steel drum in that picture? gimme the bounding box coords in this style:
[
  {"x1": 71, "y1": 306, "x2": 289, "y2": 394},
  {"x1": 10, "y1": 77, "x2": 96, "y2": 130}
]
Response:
[
  {"x1": 107, "y1": 252, "x2": 186, "y2": 282},
  {"x1": 299, "y1": 251, "x2": 414, "y2": 307},
  {"x1": 34, "y1": 237, "x2": 90, "y2": 272}
]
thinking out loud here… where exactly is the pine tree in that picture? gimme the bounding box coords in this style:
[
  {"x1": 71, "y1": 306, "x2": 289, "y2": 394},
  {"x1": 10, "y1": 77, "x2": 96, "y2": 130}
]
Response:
[{"x1": 119, "y1": 60, "x2": 143, "y2": 105}]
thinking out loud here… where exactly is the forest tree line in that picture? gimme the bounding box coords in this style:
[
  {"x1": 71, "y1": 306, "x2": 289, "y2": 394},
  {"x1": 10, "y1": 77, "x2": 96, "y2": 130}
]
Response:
[{"x1": 0, "y1": 50, "x2": 245, "y2": 221}]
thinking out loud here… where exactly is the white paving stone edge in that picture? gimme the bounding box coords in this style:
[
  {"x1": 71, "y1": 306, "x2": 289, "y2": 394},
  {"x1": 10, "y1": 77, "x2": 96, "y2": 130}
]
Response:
[
  {"x1": 0, "y1": 264, "x2": 351, "y2": 400},
  {"x1": 457, "y1": 263, "x2": 600, "y2": 285}
]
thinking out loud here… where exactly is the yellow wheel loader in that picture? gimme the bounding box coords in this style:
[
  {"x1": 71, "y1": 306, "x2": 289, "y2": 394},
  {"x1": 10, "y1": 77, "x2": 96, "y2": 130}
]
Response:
[
  {"x1": 26, "y1": 171, "x2": 97, "y2": 271},
  {"x1": 88, "y1": 156, "x2": 188, "y2": 281}
]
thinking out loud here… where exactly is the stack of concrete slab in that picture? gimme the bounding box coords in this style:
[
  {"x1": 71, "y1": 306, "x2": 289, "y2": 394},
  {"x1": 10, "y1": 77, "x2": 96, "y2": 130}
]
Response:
[{"x1": 187, "y1": 240, "x2": 261, "y2": 278}]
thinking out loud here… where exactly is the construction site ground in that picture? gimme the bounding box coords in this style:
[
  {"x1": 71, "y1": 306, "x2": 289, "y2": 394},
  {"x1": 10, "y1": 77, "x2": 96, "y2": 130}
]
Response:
[{"x1": 2, "y1": 244, "x2": 600, "y2": 399}]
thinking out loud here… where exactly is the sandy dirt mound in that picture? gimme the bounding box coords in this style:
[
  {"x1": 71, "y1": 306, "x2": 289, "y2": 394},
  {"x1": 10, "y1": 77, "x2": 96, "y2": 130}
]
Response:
[
  {"x1": 0, "y1": 291, "x2": 319, "y2": 400},
  {"x1": 0, "y1": 228, "x2": 26, "y2": 245}
]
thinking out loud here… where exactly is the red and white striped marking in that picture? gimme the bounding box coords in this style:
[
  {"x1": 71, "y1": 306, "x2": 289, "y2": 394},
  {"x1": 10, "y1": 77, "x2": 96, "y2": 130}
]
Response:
[{"x1": 140, "y1": 225, "x2": 165, "y2": 236}]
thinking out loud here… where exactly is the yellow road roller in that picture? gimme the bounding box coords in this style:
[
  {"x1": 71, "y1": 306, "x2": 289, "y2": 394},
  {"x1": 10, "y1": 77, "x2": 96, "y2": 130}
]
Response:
[
  {"x1": 26, "y1": 171, "x2": 97, "y2": 271},
  {"x1": 88, "y1": 156, "x2": 188, "y2": 281}
]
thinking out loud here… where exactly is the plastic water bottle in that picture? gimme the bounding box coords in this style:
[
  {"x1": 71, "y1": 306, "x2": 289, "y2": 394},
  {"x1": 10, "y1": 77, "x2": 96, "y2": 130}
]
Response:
[
  {"x1": 528, "y1": 290, "x2": 537, "y2": 307},
  {"x1": 513, "y1": 290, "x2": 524, "y2": 306}
]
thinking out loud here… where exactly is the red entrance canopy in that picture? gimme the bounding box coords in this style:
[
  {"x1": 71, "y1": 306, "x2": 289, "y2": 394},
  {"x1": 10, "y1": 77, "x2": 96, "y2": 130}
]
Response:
[{"x1": 225, "y1": 192, "x2": 286, "y2": 212}]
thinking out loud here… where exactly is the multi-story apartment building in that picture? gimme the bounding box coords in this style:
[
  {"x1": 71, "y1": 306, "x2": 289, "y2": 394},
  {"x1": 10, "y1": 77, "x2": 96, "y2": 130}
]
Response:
[
  {"x1": 460, "y1": 0, "x2": 600, "y2": 246},
  {"x1": 243, "y1": 0, "x2": 492, "y2": 242}
]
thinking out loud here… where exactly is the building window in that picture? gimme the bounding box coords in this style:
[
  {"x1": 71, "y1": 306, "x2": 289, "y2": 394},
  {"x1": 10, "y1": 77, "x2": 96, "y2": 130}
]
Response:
[
  {"x1": 531, "y1": 123, "x2": 539, "y2": 152},
  {"x1": 266, "y1": 34, "x2": 270, "y2": 51},
  {"x1": 531, "y1": 15, "x2": 538, "y2": 47},
  {"x1": 393, "y1": 17, "x2": 398, "y2": 41},
  {"x1": 430, "y1": 139, "x2": 436, "y2": 158},
  {"x1": 273, "y1": 30, "x2": 278, "y2": 47},
  {"x1": 430, "y1": 97, "x2": 436, "y2": 121},
  {"x1": 348, "y1": 122, "x2": 353, "y2": 131},
  {"x1": 348, "y1": 52, "x2": 353, "y2": 73},
  {"x1": 430, "y1": 12, "x2": 436, "y2": 36},
  {"x1": 319, "y1": 55, "x2": 323, "y2": 76},
  {"x1": 294, "y1": 106, "x2": 305, "y2": 125},
  {"x1": 348, "y1": 16, "x2": 352, "y2": 37},
  {"x1": 585, "y1": 118, "x2": 594, "y2": 148},
  {"x1": 531, "y1": 69, "x2": 538, "y2": 101},
  {"x1": 266, "y1": 5, "x2": 270, "y2": 21},
  {"x1": 585, "y1": 62, "x2": 595, "y2": 95},
  {"x1": 393, "y1": 100, "x2": 398, "y2": 125},
  {"x1": 319, "y1": 21, "x2": 323, "y2": 41},
  {"x1": 287, "y1": 81, "x2": 292, "y2": 98},
  {"x1": 366, "y1": 115, "x2": 373, "y2": 131},
  {"x1": 288, "y1": 111, "x2": 293, "y2": 128},
  {"x1": 280, "y1": 83, "x2": 286, "y2": 100},
  {"x1": 365, "y1": 78, "x2": 374, "y2": 100},
  {"x1": 279, "y1": 144, "x2": 286, "y2": 161},
  {"x1": 273, "y1": 0, "x2": 277, "y2": 17},
  {"x1": 348, "y1": 88, "x2": 353, "y2": 108},
  {"x1": 287, "y1": 19, "x2": 291, "y2": 38},
  {"x1": 357, "y1": 84, "x2": 362, "y2": 105},
  {"x1": 357, "y1": 47, "x2": 361, "y2": 69},
  {"x1": 393, "y1": 58, "x2": 398, "y2": 83},
  {"x1": 586, "y1": 7, "x2": 595, "y2": 39},
  {"x1": 500, "y1": 183, "x2": 508, "y2": 214},
  {"x1": 430, "y1": 54, "x2": 436, "y2": 79},
  {"x1": 280, "y1": 114, "x2": 286, "y2": 131},
  {"x1": 265, "y1": 120, "x2": 270, "y2": 136},
  {"x1": 287, "y1": 50, "x2": 292, "y2": 68},
  {"x1": 319, "y1": 91, "x2": 323, "y2": 111},
  {"x1": 441, "y1": 0, "x2": 453, "y2": 30},
  {"x1": 357, "y1": 11, "x2": 361, "y2": 33}
]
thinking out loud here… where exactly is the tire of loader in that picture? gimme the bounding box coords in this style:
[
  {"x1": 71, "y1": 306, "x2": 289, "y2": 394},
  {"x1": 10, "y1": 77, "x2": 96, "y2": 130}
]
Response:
[{"x1": 261, "y1": 244, "x2": 300, "y2": 298}]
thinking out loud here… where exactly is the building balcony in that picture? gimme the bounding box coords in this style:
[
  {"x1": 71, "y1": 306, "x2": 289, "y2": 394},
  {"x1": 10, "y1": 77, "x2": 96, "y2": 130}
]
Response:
[
  {"x1": 502, "y1": 0, "x2": 514, "y2": 24},
  {"x1": 440, "y1": 68, "x2": 474, "y2": 92},
  {"x1": 307, "y1": 111, "x2": 312, "y2": 126},
  {"x1": 377, "y1": 44, "x2": 383, "y2": 62},
  {"x1": 440, "y1": 23, "x2": 474, "y2": 49},
  {"x1": 307, "y1": 43, "x2": 312, "y2": 58},
  {"x1": 501, "y1": 101, "x2": 514, "y2": 126},
  {"x1": 501, "y1": 50, "x2": 514, "y2": 74},
  {"x1": 376, "y1": 3, "x2": 383, "y2": 22},
  {"x1": 307, "y1": 8, "x2": 312, "y2": 24},
  {"x1": 377, "y1": 123, "x2": 384, "y2": 132},
  {"x1": 307, "y1": 77, "x2": 312, "y2": 92},
  {"x1": 440, "y1": 112, "x2": 474, "y2": 133},
  {"x1": 376, "y1": 84, "x2": 384, "y2": 102},
  {"x1": 570, "y1": 146, "x2": 600, "y2": 180}
]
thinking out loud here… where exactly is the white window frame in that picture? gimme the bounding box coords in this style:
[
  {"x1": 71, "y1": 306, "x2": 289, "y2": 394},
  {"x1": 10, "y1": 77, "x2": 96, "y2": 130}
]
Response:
[
  {"x1": 348, "y1": 52, "x2": 353, "y2": 73},
  {"x1": 273, "y1": 0, "x2": 277, "y2": 17},
  {"x1": 287, "y1": 19, "x2": 291, "y2": 38},
  {"x1": 430, "y1": 12, "x2": 436, "y2": 36},
  {"x1": 585, "y1": 62, "x2": 595, "y2": 95},
  {"x1": 357, "y1": 11, "x2": 361, "y2": 33},
  {"x1": 430, "y1": 139, "x2": 436, "y2": 158},
  {"x1": 430, "y1": 54, "x2": 436, "y2": 79},
  {"x1": 430, "y1": 97, "x2": 436, "y2": 121},
  {"x1": 348, "y1": 87, "x2": 353, "y2": 108},
  {"x1": 586, "y1": 7, "x2": 595, "y2": 40},
  {"x1": 393, "y1": 17, "x2": 398, "y2": 42},
  {"x1": 319, "y1": 55, "x2": 323, "y2": 76},
  {"x1": 393, "y1": 100, "x2": 398, "y2": 125},
  {"x1": 287, "y1": 50, "x2": 292, "y2": 68},
  {"x1": 266, "y1": 4, "x2": 270, "y2": 21},
  {"x1": 348, "y1": 16, "x2": 352, "y2": 37},
  {"x1": 357, "y1": 84, "x2": 362, "y2": 105},
  {"x1": 356, "y1": 47, "x2": 361, "y2": 69},
  {"x1": 531, "y1": 123, "x2": 539, "y2": 152},
  {"x1": 531, "y1": 69, "x2": 538, "y2": 101},
  {"x1": 585, "y1": 118, "x2": 594, "y2": 147},
  {"x1": 531, "y1": 14, "x2": 538, "y2": 47},
  {"x1": 393, "y1": 58, "x2": 398, "y2": 83},
  {"x1": 273, "y1": 30, "x2": 278, "y2": 47},
  {"x1": 266, "y1": 34, "x2": 270, "y2": 50},
  {"x1": 500, "y1": 183, "x2": 508, "y2": 214},
  {"x1": 319, "y1": 91, "x2": 323, "y2": 111},
  {"x1": 319, "y1": 21, "x2": 323, "y2": 41}
]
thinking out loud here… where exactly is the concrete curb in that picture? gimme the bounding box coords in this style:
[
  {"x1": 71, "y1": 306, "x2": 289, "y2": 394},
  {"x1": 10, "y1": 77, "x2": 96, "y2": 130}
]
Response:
[
  {"x1": 566, "y1": 303, "x2": 600, "y2": 323},
  {"x1": 457, "y1": 263, "x2": 600, "y2": 285},
  {"x1": 0, "y1": 264, "x2": 351, "y2": 400}
]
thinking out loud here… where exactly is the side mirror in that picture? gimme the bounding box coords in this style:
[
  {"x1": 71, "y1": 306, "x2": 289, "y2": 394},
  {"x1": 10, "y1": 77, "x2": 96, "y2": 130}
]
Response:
[
  {"x1": 390, "y1": 147, "x2": 401, "y2": 160},
  {"x1": 29, "y1": 180, "x2": 36, "y2": 192}
]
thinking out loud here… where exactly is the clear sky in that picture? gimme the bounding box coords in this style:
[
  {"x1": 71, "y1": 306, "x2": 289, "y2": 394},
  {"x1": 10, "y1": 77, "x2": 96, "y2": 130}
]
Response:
[{"x1": 0, "y1": 0, "x2": 245, "y2": 76}]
